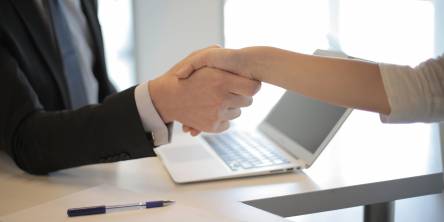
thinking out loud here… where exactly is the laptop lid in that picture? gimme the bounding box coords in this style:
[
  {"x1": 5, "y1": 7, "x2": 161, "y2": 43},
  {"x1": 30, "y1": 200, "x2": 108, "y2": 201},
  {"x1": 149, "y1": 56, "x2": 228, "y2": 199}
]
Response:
[{"x1": 259, "y1": 90, "x2": 352, "y2": 167}]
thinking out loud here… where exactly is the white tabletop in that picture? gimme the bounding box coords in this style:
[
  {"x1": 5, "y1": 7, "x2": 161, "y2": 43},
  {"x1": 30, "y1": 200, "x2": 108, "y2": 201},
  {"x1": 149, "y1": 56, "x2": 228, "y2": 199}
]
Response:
[{"x1": 0, "y1": 110, "x2": 442, "y2": 221}]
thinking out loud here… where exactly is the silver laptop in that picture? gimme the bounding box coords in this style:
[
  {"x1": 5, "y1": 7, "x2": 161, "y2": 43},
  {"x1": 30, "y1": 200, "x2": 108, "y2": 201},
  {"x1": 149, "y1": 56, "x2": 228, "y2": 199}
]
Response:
[{"x1": 155, "y1": 90, "x2": 352, "y2": 183}]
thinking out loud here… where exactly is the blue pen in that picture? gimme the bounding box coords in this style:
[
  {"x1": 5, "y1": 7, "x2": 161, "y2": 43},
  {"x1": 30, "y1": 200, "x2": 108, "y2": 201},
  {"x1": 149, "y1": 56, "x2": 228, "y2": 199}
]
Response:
[{"x1": 67, "y1": 200, "x2": 175, "y2": 217}]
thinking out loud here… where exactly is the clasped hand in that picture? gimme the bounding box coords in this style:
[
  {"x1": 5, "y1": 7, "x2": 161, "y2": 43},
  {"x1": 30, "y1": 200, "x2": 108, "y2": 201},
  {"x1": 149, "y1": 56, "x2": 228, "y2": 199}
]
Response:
[{"x1": 149, "y1": 46, "x2": 260, "y2": 136}]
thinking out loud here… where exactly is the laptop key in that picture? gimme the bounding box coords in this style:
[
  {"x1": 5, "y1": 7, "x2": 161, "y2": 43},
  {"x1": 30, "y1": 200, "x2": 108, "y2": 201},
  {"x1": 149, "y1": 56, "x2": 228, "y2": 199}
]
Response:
[
  {"x1": 240, "y1": 162, "x2": 253, "y2": 169},
  {"x1": 203, "y1": 131, "x2": 289, "y2": 171},
  {"x1": 228, "y1": 161, "x2": 243, "y2": 171}
]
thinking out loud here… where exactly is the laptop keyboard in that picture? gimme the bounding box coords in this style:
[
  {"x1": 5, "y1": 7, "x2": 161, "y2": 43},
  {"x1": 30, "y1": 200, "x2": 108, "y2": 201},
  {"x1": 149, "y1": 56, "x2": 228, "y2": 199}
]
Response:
[{"x1": 202, "y1": 131, "x2": 289, "y2": 171}]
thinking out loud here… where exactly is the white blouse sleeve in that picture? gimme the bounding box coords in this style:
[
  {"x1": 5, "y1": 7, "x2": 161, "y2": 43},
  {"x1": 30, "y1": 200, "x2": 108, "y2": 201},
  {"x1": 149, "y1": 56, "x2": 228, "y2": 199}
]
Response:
[{"x1": 379, "y1": 55, "x2": 444, "y2": 123}]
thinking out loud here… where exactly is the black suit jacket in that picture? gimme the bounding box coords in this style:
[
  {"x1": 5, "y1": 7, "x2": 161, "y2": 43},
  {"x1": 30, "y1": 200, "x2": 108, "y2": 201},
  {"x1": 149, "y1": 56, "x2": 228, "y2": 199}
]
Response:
[{"x1": 0, "y1": 0, "x2": 156, "y2": 174}]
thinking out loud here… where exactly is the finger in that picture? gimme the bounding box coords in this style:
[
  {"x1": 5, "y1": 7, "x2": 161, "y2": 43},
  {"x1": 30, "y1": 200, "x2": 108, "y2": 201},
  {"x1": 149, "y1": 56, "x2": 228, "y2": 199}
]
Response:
[
  {"x1": 221, "y1": 108, "x2": 242, "y2": 121},
  {"x1": 190, "y1": 129, "x2": 201, "y2": 136},
  {"x1": 215, "y1": 121, "x2": 230, "y2": 133},
  {"x1": 223, "y1": 95, "x2": 253, "y2": 109},
  {"x1": 183, "y1": 125, "x2": 201, "y2": 136},
  {"x1": 224, "y1": 74, "x2": 262, "y2": 96},
  {"x1": 176, "y1": 45, "x2": 222, "y2": 79},
  {"x1": 183, "y1": 125, "x2": 191, "y2": 133}
]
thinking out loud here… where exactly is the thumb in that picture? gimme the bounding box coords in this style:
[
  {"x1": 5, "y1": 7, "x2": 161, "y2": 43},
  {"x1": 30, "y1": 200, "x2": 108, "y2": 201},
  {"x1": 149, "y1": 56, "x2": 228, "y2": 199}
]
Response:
[
  {"x1": 175, "y1": 64, "x2": 196, "y2": 79},
  {"x1": 176, "y1": 45, "x2": 221, "y2": 79}
]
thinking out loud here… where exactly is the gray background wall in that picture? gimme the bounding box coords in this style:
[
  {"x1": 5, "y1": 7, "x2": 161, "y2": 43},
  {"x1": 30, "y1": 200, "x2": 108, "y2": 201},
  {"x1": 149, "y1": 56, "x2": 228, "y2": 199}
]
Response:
[{"x1": 133, "y1": 0, "x2": 225, "y2": 82}]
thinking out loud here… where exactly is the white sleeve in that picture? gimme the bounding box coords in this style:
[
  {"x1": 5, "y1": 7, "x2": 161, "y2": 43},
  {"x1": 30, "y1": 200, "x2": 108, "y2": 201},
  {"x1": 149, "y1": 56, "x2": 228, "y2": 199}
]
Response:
[
  {"x1": 134, "y1": 81, "x2": 171, "y2": 146},
  {"x1": 379, "y1": 55, "x2": 444, "y2": 123}
]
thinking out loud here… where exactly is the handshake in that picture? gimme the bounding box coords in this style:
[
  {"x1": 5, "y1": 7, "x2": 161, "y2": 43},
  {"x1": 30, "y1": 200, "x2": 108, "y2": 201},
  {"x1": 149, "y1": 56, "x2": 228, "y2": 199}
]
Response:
[
  {"x1": 149, "y1": 45, "x2": 391, "y2": 138},
  {"x1": 149, "y1": 45, "x2": 260, "y2": 136}
]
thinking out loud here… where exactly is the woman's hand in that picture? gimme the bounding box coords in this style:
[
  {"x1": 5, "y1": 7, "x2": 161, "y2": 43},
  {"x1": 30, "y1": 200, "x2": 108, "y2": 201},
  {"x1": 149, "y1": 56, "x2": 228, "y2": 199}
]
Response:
[
  {"x1": 176, "y1": 47, "x2": 254, "y2": 80},
  {"x1": 177, "y1": 45, "x2": 390, "y2": 133}
]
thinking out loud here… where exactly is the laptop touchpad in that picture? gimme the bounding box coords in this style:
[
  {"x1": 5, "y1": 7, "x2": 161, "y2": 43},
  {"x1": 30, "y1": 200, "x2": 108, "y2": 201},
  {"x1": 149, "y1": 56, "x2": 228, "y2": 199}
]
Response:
[{"x1": 161, "y1": 145, "x2": 214, "y2": 163}]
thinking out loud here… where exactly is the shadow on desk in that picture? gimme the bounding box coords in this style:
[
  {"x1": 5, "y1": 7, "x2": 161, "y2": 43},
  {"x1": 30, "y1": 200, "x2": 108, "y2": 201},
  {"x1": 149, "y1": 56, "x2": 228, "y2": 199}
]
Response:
[
  {"x1": 0, "y1": 150, "x2": 321, "y2": 196},
  {"x1": 0, "y1": 151, "x2": 121, "y2": 186}
]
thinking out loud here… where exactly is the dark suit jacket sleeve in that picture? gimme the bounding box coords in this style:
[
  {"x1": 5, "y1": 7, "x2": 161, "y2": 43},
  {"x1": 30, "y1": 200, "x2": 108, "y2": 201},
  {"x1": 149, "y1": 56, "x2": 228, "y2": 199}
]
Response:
[{"x1": 0, "y1": 45, "x2": 156, "y2": 175}]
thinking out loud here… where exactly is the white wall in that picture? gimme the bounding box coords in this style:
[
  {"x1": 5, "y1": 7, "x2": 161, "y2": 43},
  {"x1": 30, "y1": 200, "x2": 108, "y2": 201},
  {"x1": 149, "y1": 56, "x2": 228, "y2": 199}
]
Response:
[
  {"x1": 98, "y1": 0, "x2": 135, "y2": 90},
  {"x1": 133, "y1": 0, "x2": 225, "y2": 82},
  {"x1": 435, "y1": 0, "x2": 444, "y2": 184}
]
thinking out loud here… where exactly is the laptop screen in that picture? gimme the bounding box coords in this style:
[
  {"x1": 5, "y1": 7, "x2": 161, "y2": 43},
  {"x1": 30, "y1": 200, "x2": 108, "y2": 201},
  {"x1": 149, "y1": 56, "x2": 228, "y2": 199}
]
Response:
[{"x1": 262, "y1": 91, "x2": 348, "y2": 154}]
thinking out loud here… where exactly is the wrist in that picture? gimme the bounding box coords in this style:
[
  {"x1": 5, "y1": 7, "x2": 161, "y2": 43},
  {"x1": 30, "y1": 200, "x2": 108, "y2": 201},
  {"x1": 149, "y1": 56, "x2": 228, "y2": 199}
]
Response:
[
  {"x1": 238, "y1": 47, "x2": 266, "y2": 81},
  {"x1": 148, "y1": 77, "x2": 175, "y2": 123}
]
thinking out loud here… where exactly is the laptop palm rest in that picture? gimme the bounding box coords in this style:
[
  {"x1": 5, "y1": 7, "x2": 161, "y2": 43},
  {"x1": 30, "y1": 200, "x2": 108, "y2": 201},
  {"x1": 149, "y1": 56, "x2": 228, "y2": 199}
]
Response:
[
  {"x1": 156, "y1": 144, "x2": 230, "y2": 183},
  {"x1": 161, "y1": 144, "x2": 213, "y2": 163}
]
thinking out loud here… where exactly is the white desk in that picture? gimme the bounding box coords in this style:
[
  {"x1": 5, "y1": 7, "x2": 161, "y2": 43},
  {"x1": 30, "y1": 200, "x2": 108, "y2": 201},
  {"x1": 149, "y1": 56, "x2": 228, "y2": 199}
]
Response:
[{"x1": 0, "y1": 111, "x2": 442, "y2": 222}]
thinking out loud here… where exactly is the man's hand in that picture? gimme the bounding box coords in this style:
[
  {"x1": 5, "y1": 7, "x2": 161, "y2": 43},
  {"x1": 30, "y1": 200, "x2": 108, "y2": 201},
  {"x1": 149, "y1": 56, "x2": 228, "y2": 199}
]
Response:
[
  {"x1": 172, "y1": 46, "x2": 264, "y2": 135},
  {"x1": 149, "y1": 66, "x2": 260, "y2": 134}
]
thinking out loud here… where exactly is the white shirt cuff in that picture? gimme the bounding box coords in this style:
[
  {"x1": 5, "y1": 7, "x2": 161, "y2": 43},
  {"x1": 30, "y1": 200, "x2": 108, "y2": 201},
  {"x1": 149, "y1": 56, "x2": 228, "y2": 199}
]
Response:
[{"x1": 134, "y1": 81, "x2": 171, "y2": 146}]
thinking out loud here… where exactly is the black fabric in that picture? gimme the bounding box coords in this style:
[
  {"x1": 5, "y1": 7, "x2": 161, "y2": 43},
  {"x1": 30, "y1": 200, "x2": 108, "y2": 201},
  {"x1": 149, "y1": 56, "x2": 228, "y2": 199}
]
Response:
[{"x1": 0, "y1": 0, "x2": 156, "y2": 174}]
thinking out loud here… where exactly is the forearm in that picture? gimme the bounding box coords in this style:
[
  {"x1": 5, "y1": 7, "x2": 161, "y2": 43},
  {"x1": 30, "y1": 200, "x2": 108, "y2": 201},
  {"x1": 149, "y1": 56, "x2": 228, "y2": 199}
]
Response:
[
  {"x1": 9, "y1": 88, "x2": 155, "y2": 174},
  {"x1": 0, "y1": 45, "x2": 157, "y2": 174},
  {"x1": 239, "y1": 47, "x2": 390, "y2": 114}
]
